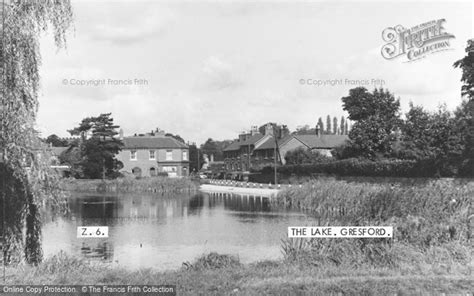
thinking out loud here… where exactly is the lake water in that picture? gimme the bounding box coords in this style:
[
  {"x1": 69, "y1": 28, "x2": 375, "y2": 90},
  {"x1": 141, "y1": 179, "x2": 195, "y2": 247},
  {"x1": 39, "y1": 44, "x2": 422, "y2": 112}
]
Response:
[{"x1": 41, "y1": 191, "x2": 317, "y2": 271}]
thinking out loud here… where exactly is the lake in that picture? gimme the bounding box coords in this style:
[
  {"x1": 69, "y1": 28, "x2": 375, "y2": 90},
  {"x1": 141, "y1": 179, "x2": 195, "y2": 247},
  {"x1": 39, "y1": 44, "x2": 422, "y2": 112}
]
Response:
[{"x1": 41, "y1": 191, "x2": 317, "y2": 271}]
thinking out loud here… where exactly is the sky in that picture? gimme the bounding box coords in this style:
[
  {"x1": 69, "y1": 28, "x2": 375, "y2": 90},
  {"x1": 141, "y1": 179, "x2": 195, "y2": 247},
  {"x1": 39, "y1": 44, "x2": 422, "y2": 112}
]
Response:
[{"x1": 36, "y1": 0, "x2": 473, "y2": 145}]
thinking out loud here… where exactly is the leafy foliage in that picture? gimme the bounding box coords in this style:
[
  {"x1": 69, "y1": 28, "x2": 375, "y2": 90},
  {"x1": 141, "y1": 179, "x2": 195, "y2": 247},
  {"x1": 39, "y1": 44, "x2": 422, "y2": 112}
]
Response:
[
  {"x1": 342, "y1": 88, "x2": 401, "y2": 159},
  {"x1": 188, "y1": 143, "x2": 204, "y2": 172},
  {"x1": 396, "y1": 103, "x2": 464, "y2": 175},
  {"x1": 284, "y1": 147, "x2": 329, "y2": 165},
  {"x1": 453, "y1": 39, "x2": 474, "y2": 100},
  {"x1": 66, "y1": 113, "x2": 123, "y2": 179},
  {"x1": 45, "y1": 134, "x2": 68, "y2": 147},
  {"x1": 182, "y1": 252, "x2": 241, "y2": 271},
  {"x1": 0, "y1": 0, "x2": 73, "y2": 264}
]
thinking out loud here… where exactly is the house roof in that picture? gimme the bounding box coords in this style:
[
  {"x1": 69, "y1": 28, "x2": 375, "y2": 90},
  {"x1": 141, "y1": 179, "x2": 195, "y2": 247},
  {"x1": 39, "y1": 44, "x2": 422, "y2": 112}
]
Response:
[
  {"x1": 240, "y1": 133, "x2": 264, "y2": 145},
  {"x1": 222, "y1": 141, "x2": 241, "y2": 151},
  {"x1": 254, "y1": 136, "x2": 276, "y2": 150},
  {"x1": 223, "y1": 133, "x2": 264, "y2": 151},
  {"x1": 292, "y1": 135, "x2": 348, "y2": 149},
  {"x1": 122, "y1": 136, "x2": 188, "y2": 149}
]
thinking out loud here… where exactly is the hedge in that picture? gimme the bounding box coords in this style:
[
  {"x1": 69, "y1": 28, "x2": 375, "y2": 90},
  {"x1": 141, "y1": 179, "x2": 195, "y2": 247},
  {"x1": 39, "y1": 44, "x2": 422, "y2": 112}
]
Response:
[{"x1": 258, "y1": 158, "x2": 465, "y2": 178}]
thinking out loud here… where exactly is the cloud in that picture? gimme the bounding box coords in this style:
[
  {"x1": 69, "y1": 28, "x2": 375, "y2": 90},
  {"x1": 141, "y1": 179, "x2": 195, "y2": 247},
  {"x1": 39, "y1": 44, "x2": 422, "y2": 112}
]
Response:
[
  {"x1": 84, "y1": 3, "x2": 176, "y2": 45},
  {"x1": 197, "y1": 56, "x2": 245, "y2": 91}
]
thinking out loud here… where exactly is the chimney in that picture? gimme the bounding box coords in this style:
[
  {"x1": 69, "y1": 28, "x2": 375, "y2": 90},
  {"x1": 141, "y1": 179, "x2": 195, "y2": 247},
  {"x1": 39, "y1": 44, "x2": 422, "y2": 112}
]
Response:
[
  {"x1": 119, "y1": 129, "x2": 124, "y2": 140},
  {"x1": 251, "y1": 126, "x2": 258, "y2": 135},
  {"x1": 210, "y1": 154, "x2": 214, "y2": 162},
  {"x1": 280, "y1": 125, "x2": 289, "y2": 139},
  {"x1": 264, "y1": 123, "x2": 274, "y2": 136}
]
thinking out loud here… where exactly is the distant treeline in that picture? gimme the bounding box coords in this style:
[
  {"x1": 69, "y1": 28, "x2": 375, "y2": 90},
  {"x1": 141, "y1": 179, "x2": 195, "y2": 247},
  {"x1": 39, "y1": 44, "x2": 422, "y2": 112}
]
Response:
[{"x1": 266, "y1": 40, "x2": 474, "y2": 179}]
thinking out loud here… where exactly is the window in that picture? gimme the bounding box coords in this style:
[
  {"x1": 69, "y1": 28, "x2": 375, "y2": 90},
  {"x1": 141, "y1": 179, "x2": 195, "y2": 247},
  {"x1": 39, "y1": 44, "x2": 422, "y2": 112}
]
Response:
[
  {"x1": 149, "y1": 150, "x2": 156, "y2": 160},
  {"x1": 162, "y1": 166, "x2": 177, "y2": 172},
  {"x1": 130, "y1": 150, "x2": 137, "y2": 160},
  {"x1": 182, "y1": 151, "x2": 188, "y2": 161},
  {"x1": 166, "y1": 150, "x2": 173, "y2": 160}
]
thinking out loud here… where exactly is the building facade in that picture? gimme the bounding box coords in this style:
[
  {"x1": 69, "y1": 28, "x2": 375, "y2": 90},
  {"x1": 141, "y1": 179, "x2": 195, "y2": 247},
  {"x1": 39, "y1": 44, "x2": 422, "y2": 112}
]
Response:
[
  {"x1": 223, "y1": 124, "x2": 349, "y2": 171},
  {"x1": 223, "y1": 123, "x2": 288, "y2": 174},
  {"x1": 117, "y1": 133, "x2": 189, "y2": 178}
]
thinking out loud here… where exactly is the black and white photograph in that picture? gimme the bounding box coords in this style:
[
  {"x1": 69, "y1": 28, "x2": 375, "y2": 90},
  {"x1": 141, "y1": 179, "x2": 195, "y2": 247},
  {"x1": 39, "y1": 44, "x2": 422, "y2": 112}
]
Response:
[{"x1": 0, "y1": 0, "x2": 473, "y2": 295}]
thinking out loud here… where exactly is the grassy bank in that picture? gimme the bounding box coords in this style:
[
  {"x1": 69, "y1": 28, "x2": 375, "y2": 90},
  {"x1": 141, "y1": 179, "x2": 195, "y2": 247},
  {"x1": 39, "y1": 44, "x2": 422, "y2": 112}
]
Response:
[
  {"x1": 269, "y1": 177, "x2": 473, "y2": 294},
  {"x1": 60, "y1": 177, "x2": 199, "y2": 193},
  {"x1": 3, "y1": 248, "x2": 472, "y2": 295},
  {"x1": 274, "y1": 178, "x2": 473, "y2": 247},
  {"x1": 5, "y1": 177, "x2": 470, "y2": 294}
]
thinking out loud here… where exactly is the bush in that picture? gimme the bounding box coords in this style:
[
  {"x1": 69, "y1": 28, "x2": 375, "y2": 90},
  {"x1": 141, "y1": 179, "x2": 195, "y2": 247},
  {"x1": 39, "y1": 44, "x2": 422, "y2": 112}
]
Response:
[
  {"x1": 284, "y1": 148, "x2": 330, "y2": 165},
  {"x1": 182, "y1": 253, "x2": 241, "y2": 271},
  {"x1": 261, "y1": 158, "x2": 465, "y2": 178}
]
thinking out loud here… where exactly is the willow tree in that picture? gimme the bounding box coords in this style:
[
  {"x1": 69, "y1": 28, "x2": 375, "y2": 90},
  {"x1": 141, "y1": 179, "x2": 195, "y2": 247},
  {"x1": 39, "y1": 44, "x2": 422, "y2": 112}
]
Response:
[{"x1": 0, "y1": 0, "x2": 73, "y2": 265}]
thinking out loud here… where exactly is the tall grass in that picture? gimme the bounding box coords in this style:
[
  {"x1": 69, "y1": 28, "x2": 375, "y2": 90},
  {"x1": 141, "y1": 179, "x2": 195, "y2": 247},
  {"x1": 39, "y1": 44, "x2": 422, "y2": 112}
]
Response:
[
  {"x1": 60, "y1": 177, "x2": 199, "y2": 193},
  {"x1": 276, "y1": 178, "x2": 473, "y2": 268},
  {"x1": 182, "y1": 253, "x2": 241, "y2": 271},
  {"x1": 275, "y1": 178, "x2": 472, "y2": 246}
]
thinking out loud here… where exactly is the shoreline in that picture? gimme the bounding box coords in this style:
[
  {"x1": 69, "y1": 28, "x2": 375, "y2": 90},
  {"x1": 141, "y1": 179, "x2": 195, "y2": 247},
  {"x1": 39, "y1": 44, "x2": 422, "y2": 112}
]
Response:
[
  {"x1": 4, "y1": 251, "x2": 472, "y2": 295},
  {"x1": 60, "y1": 177, "x2": 199, "y2": 193}
]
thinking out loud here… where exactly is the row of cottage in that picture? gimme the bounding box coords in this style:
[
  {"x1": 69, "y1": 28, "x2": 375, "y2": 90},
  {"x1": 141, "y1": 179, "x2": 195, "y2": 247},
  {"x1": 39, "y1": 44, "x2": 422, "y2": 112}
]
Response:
[
  {"x1": 114, "y1": 123, "x2": 347, "y2": 178},
  {"x1": 221, "y1": 123, "x2": 347, "y2": 174}
]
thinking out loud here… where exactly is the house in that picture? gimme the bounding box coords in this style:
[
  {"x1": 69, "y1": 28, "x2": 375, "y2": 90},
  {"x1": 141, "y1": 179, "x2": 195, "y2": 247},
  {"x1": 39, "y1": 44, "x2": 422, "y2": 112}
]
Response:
[
  {"x1": 279, "y1": 128, "x2": 348, "y2": 164},
  {"x1": 116, "y1": 130, "x2": 189, "y2": 178},
  {"x1": 223, "y1": 123, "x2": 289, "y2": 174}
]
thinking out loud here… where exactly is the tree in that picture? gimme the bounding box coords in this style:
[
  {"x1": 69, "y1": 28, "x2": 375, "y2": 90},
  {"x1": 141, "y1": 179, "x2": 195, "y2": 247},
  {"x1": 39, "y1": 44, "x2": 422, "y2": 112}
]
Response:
[
  {"x1": 45, "y1": 134, "x2": 68, "y2": 147},
  {"x1": 165, "y1": 133, "x2": 185, "y2": 144},
  {"x1": 398, "y1": 103, "x2": 463, "y2": 175},
  {"x1": 201, "y1": 138, "x2": 220, "y2": 160},
  {"x1": 453, "y1": 39, "x2": 474, "y2": 100},
  {"x1": 0, "y1": 1, "x2": 73, "y2": 264},
  {"x1": 340, "y1": 117, "x2": 345, "y2": 135},
  {"x1": 317, "y1": 117, "x2": 324, "y2": 133},
  {"x1": 68, "y1": 113, "x2": 123, "y2": 179},
  {"x1": 189, "y1": 143, "x2": 204, "y2": 172},
  {"x1": 333, "y1": 116, "x2": 338, "y2": 134},
  {"x1": 296, "y1": 124, "x2": 310, "y2": 134},
  {"x1": 326, "y1": 115, "x2": 331, "y2": 134},
  {"x1": 455, "y1": 100, "x2": 474, "y2": 175},
  {"x1": 453, "y1": 39, "x2": 474, "y2": 176},
  {"x1": 341, "y1": 87, "x2": 401, "y2": 159}
]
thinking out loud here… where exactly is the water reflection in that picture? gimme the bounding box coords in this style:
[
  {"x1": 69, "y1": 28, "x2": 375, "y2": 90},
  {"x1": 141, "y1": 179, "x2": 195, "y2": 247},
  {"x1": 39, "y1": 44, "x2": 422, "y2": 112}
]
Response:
[
  {"x1": 80, "y1": 241, "x2": 113, "y2": 262},
  {"x1": 42, "y1": 191, "x2": 316, "y2": 270}
]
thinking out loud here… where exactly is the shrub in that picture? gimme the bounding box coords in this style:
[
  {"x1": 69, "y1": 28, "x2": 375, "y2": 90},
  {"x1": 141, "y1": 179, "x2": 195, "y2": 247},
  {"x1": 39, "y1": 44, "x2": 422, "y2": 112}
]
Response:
[
  {"x1": 259, "y1": 158, "x2": 467, "y2": 178},
  {"x1": 182, "y1": 253, "x2": 241, "y2": 271}
]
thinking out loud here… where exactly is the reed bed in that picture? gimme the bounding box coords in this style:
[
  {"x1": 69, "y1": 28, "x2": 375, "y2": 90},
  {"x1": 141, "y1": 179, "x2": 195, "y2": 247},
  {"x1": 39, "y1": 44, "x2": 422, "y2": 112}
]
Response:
[
  {"x1": 276, "y1": 178, "x2": 473, "y2": 267},
  {"x1": 60, "y1": 177, "x2": 199, "y2": 194},
  {"x1": 182, "y1": 252, "x2": 241, "y2": 271}
]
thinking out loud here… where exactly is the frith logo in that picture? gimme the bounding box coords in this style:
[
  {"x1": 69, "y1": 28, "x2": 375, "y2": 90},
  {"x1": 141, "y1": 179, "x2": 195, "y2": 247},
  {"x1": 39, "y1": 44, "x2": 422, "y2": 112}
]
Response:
[{"x1": 381, "y1": 19, "x2": 455, "y2": 62}]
